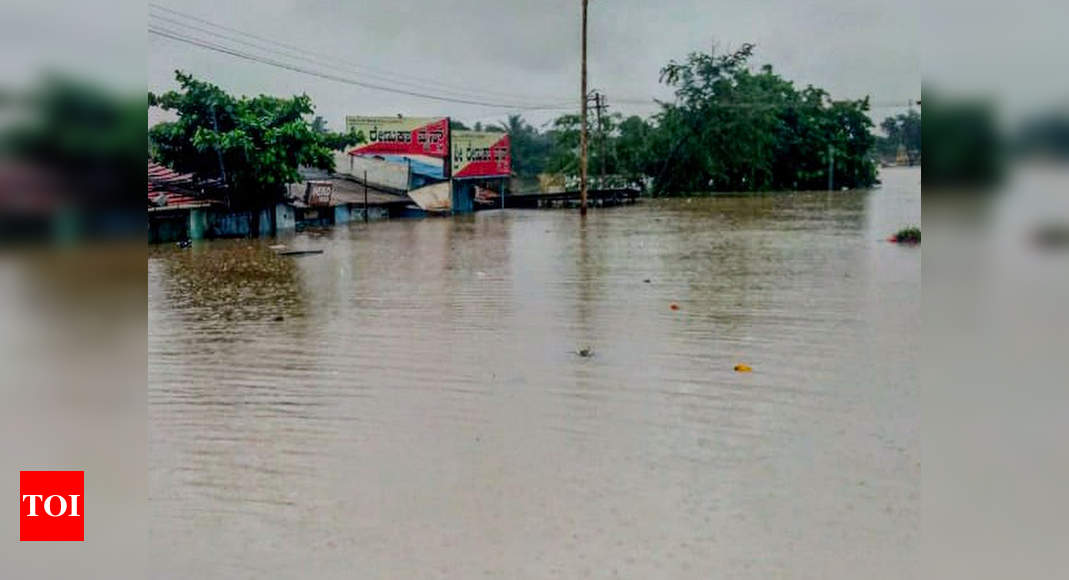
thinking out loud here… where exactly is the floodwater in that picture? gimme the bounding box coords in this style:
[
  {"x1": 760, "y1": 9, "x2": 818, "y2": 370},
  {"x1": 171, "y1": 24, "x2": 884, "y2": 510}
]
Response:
[{"x1": 149, "y1": 167, "x2": 920, "y2": 578}]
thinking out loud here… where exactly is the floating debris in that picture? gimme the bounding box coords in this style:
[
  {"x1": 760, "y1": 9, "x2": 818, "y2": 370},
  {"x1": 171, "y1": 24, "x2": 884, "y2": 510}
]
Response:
[
  {"x1": 176, "y1": 239, "x2": 192, "y2": 249},
  {"x1": 670, "y1": 303, "x2": 680, "y2": 311},
  {"x1": 643, "y1": 278, "x2": 651, "y2": 283},
  {"x1": 273, "y1": 315, "x2": 284, "y2": 322},
  {"x1": 888, "y1": 226, "x2": 920, "y2": 244},
  {"x1": 276, "y1": 249, "x2": 323, "y2": 256},
  {"x1": 268, "y1": 244, "x2": 287, "y2": 250},
  {"x1": 734, "y1": 363, "x2": 752, "y2": 372},
  {"x1": 576, "y1": 346, "x2": 595, "y2": 358}
]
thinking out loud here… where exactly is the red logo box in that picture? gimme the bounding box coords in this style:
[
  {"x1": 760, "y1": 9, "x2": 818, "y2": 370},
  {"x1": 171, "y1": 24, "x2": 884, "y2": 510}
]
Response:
[{"x1": 19, "y1": 471, "x2": 84, "y2": 541}]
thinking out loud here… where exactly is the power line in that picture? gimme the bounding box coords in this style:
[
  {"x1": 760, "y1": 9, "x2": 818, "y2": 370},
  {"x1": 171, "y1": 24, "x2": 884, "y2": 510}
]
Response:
[
  {"x1": 150, "y1": 4, "x2": 502, "y2": 98},
  {"x1": 149, "y1": 12, "x2": 557, "y2": 107},
  {"x1": 149, "y1": 4, "x2": 916, "y2": 118},
  {"x1": 149, "y1": 3, "x2": 565, "y2": 106},
  {"x1": 149, "y1": 25, "x2": 571, "y2": 110}
]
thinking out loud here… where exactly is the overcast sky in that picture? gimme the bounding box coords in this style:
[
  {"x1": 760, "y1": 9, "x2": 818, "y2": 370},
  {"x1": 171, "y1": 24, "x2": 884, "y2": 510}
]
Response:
[{"x1": 148, "y1": 0, "x2": 919, "y2": 130}]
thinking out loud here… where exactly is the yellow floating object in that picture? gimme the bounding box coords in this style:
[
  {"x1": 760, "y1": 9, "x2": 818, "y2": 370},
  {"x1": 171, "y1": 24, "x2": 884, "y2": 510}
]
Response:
[{"x1": 734, "y1": 363, "x2": 752, "y2": 372}]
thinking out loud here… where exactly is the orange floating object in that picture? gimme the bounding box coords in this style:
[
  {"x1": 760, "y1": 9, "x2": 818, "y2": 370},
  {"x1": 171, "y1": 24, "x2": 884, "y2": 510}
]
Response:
[
  {"x1": 670, "y1": 303, "x2": 680, "y2": 311},
  {"x1": 734, "y1": 363, "x2": 752, "y2": 372}
]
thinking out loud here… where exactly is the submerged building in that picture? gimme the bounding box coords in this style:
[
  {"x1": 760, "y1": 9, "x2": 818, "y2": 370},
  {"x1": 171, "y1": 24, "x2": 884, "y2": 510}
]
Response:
[{"x1": 339, "y1": 116, "x2": 511, "y2": 214}]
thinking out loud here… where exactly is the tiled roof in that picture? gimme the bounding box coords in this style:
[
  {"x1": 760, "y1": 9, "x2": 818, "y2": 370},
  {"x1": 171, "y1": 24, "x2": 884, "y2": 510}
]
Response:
[{"x1": 148, "y1": 161, "x2": 222, "y2": 209}]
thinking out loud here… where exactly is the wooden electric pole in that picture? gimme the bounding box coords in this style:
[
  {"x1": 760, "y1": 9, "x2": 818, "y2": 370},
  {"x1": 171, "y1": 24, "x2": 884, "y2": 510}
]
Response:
[{"x1": 579, "y1": 0, "x2": 589, "y2": 216}]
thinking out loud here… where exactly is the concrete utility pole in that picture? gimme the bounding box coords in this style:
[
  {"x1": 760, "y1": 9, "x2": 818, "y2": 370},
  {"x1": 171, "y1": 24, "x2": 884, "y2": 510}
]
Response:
[
  {"x1": 210, "y1": 103, "x2": 229, "y2": 207},
  {"x1": 579, "y1": 0, "x2": 589, "y2": 216},
  {"x1": 590, "y1": 91, "x2": 608, "y2": 189},
  {"x1": 827, "y1": 144, "x2": 835, "y2": 191}
]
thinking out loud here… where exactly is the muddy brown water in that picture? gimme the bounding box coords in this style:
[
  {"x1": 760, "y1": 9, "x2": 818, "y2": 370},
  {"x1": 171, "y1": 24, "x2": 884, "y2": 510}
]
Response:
[{"x1": 149, "y1": 167, "x2": 920, "y2": 578}]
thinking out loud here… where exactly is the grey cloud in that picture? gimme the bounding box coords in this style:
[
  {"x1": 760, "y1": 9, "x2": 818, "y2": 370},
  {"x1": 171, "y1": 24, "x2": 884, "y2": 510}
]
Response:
[{"x1": 150, "y1": 0, "x2": 919, "y2": 128}]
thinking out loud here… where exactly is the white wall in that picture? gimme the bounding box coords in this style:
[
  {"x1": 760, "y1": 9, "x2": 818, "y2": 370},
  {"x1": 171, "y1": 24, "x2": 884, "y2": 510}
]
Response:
[{"x1": 331, "y1": 151, "x2": 410, "y2": 192}]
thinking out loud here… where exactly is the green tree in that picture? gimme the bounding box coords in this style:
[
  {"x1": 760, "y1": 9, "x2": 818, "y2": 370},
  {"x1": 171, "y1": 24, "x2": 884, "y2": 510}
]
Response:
[
  {"x1": 539, "y1": 110, "x2": 646, "y2": 189},
  {"x1": 448, "y1": 45, "x2": 880, "y2": 195},
  {"x1": 496, "y1": 114, "x2": 553, "y2": 179},
  {"x1": 654, "y1": 44, "x2": 877, "y2": 193},
  {"x1": 545, "y1": 113, "x2": 583, "y2": 175},
  {"x1": 615, "y1": 115, "x2": 654, "y2": 186},
  {"x1": 878, "y1": 109, "x2": 921, "y2": 160},
  {"x1": 148, "y1": 71, "x2": 362, "y2": 208},
  {"x1": 541, "y1": 112, "x2": 619, "y2": 181}
]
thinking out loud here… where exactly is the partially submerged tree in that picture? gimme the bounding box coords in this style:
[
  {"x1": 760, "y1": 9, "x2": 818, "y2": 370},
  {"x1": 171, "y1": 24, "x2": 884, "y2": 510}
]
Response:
[
  {"x1": 544, "y1": 113, "x2": 583, "y2": 176},
  {"x1": 149, "y1": 71, "x2": 362, "y2": 208},
  {"x1": 504, "y1": 44, "x2": 879, "y2": 195},
  {"x1": 614, "y1": 115, "x2": 655, "y2": 186},
  {"x1": 877, "y1": 109, "x2": 921, "y2": 161},
  {"x1": 496, "y1": 114, "x2": 552, "y2": 179},
  {"x1": 654, "y1": 43, "x2": 877, "y2": 193}
]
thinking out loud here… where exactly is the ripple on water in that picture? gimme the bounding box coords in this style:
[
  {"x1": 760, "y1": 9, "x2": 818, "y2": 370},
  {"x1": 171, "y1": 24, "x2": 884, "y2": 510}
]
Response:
[{"x1": 150, "y1": 168, "x2": 920, "y2": 579}]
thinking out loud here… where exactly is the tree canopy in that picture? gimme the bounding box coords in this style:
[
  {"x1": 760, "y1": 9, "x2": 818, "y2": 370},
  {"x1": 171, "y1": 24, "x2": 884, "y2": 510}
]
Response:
[
  {"x1": 149, "y1": 71, "x2": 362, "y2": 207},
  {"x1": 877, "y1": 109, "x2": 921, "y2": 161},
  {"x1": 462, "y1": 44, "x2": 881, "y2": 194},
  {"x1": 652, "y1": 44, "x2": 877, "y2": 192}
]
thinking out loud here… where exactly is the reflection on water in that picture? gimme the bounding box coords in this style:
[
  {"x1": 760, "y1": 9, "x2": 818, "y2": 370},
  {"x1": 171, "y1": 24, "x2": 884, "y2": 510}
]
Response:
[{"x1": 149, "y1": 168, "x2": 920, "y2": 578}]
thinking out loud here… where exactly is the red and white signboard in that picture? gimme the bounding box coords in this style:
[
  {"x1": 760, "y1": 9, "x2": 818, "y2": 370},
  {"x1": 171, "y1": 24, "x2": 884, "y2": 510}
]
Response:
[
  {"x1": 451, "y1": 131, "x2": 511, "y2": 178},
  {"x1": 345, "y1": 116, "x2": 449, "y2": 158}
]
